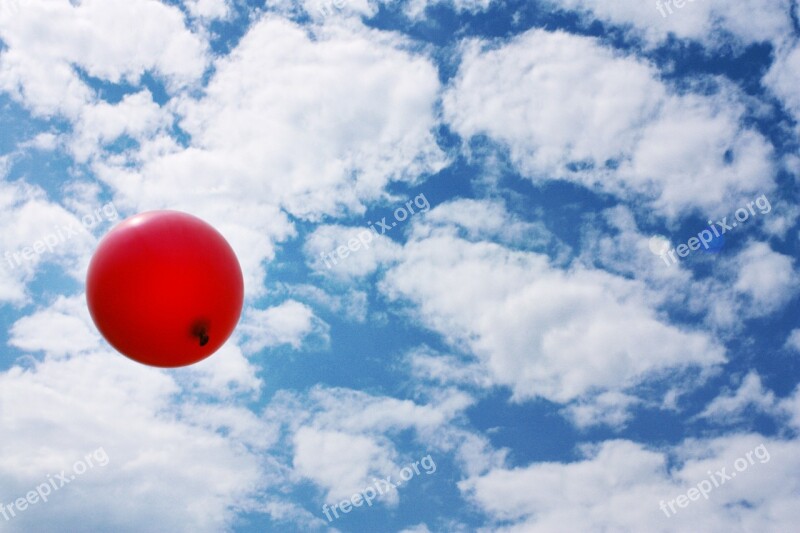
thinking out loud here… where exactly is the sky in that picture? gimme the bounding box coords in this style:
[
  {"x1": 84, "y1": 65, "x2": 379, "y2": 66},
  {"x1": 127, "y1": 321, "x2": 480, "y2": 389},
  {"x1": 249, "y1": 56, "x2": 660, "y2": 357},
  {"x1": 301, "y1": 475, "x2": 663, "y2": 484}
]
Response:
[{"x1": 0, "y1": 0, "x2": 799, "y2": 532}]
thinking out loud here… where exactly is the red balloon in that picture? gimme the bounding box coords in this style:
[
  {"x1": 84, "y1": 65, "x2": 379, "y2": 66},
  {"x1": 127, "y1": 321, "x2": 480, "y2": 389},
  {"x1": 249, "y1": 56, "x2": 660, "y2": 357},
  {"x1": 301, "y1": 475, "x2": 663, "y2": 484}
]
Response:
[{"x1": 86, "y1": 210, "x2": 244, "y2": 367}]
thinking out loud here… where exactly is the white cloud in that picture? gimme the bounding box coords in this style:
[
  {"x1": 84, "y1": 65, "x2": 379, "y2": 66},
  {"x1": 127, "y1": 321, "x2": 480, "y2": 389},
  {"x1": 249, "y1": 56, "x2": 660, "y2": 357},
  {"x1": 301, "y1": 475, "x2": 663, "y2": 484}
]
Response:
[
  {"x1": 732, "y1": 241, "x2": 798, "y2": 315},
  {"x1": 288, "y1": 0, "x2": 378, "y2": 21},
  {"x1": 400, "y1": 0, "x2": 492, "y2": 20},
  {"x1": 561, "y1": 392, "x2": 642, "y2": 430},
  {"x1": 170, "y1": 18, "x2": 446, "y2": 220},
  {"x1": 239, "y1": 300, "x2": 330, "y2": 353},
  {"x1": 69, "y1": 91, "x2": 170, "y2": 163},
  {"x1": 764, "y1": 42, "x2": 800, "y2": 138},
  {"x1": 410, "y1": 198, "x2": 554, "y2": 251},
  {"x1": 9, "y1": 295, "x2": 100, "y2": 358},
  {"x1": 0, "y1": 181, "x2": 103, "y2": 304},
  {"x1": 20, "y1": 132, "x2": 59, "y2": 152},
  {"x1": 698, "y1": 372, "x2": 777, "y2": 423},
  {"x1": 580, "y1": 206, "x2": 692, "y2": 289},
  {"x1": 381, "y1": 204, "x2": 726, "y2": 404},
  {"x1": 172, "y1": 343, "x2": 263, "y2": 399},
  {"x1": 547, "y1": 0, "x2": 794, "y2": 49},
  {"x1": 399, "y1": 525, "x2": 432, "y2": 533},
  {"x1": 0, "y1": 354, "x2": 267, "y2": 532},
  {"x1": 0, "y1": 3, "x2": 797, "y2": 532},
  {"x1": 92, "y1": 16, "x2": 446, "y2": 298},
  {"x1": 406, "y1": 346, "x2": 493, "y2": 390},
  {"x1": 184, "y1": 0, "x2": 231, "y2": 20},
  {"x1": 9, "y1": 291, "x2": 264, "y2": 398},
  {"x1": 0, "y1": 0, "x2": 208, "y2": 117},
  {"x1": 760, "y1": 199, "x2": 800, "y2": 239},
  {"x1": 286, "y1": 0, "x2": 495, "y2": 22},
  {"x1": 304, "y1": 224, "x2": 402, "y2": 280},
  {"x1": 0, "y1": 291, "x2": 309, "y2": 532},
  {"x1": 778, "y1": 385, "x2": 800, "y2": 431},
  {"x1": 444, "y1": 28, "x2": 776, "y2": 219},
  {"x1": 284, "y1": 386, "x2": 474, "y2": 437},
  {"x1": 277, "y1": 284, "x2": 369, "y2": 323},
  {"x1": 178, "y1": 403, "x2": 279, "y2": 455},
  {"x1": 293, "y1": 427, "x2": 398, "y2": 504},
  {"x1": 570, "y1": 189, "x2": 795, "y2": 335},
  {"x1": 460, "y1": 434, "x2": 798, "y2": 532},
  {"x1": 251, "y1": 499, "x2": 328, "y2": 531},
  {"x1": 264, "y1": 384, "x2": 501, "y2": 507},
  {"x1": 786, "y1": 329, "x2": 800, "y2": 353}
]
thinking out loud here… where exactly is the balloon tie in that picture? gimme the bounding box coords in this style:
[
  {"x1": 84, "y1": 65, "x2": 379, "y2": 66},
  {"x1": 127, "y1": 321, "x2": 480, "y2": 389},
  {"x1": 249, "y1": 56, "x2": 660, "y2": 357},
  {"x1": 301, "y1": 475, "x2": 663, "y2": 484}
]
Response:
[{"x1": 193, "y1": 323, "x2": 210, "y2": 347}]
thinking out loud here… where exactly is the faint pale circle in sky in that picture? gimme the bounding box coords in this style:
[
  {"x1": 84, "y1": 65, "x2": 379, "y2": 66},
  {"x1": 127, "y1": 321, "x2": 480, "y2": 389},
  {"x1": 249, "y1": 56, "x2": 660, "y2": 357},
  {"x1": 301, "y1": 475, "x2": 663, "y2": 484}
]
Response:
[{"x1": 648, "y1": 235, "x2": 671, "y2": 255}]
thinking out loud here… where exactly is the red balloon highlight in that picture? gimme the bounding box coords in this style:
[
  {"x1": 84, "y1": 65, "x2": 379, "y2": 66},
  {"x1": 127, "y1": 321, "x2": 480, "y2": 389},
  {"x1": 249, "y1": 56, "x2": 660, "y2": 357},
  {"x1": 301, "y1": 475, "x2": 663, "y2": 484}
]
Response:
[{"x1": 86, "y1": 210, "x2": 244, "y2": 367}]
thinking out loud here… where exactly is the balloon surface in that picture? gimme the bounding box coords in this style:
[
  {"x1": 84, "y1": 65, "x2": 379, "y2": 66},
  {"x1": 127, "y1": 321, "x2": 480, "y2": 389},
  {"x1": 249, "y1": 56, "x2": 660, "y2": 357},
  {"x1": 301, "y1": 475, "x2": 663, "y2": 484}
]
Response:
[{"x1": 86, "y1": 210, "x2": 244, "y2": 367}]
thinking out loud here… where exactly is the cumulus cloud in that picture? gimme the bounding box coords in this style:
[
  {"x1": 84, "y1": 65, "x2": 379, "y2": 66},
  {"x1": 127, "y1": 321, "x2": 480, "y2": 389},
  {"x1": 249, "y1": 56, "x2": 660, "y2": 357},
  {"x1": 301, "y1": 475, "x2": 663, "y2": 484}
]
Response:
[
  {"x1": 732, "y1": 242, "x2": 798, "y2": 316},
  {"x1": 264, "y1": 384, "x2": 502, "y2": 507},
  {"x1": 8, "y1": 295, "x2": 101, "y2": 358},
  {"x1": 697, "y1": 372, "x2": 777, "y2": 423},
  {"x1": 1, "y1": 2, "x2": 798, "y2": 532},
  {"x1": 0, "y1": 347, "x2": 268, "y2": 532},
  {"x1": 409, "y1": 198, "x2": 554, "y2": 251},
  {"x1": 576, "y1": 206, "x2": 797, "y2": 345},
  {"x1": 283, "y1": 0, "x2": 495, "y2": 22},
  {"x1": 0, "y1": 0, "x2": 208, "y2": 117},
  {"x1": 169, "y1": 18, "x2": 446, "y2": 220},
  {"x1": 239, "y1": 300, "x2": 330, "y2": 353},
  {"x1": 764, "y1": 42, "x2": 800, "y2": 139},
  {"x1": 778, "y1": 385, "x2": 800, "y2": 430},
  {"x1": 304, "y1": 223, "x2": 402, "y2": 280},
  {"x1": 0, "y1": 181, "x2": 109, "y2": 304},
  {"x1": 276, "y1": 283, "x2": 369, "y2": 323},
  {"x1": 381, "y1": 200, "x2": 726, "y2": 404},
  {"x1": 406, "y1": 346, "x2": 494, "y2": 390},
  {"x1": 400, "y1": 0, "x2": 493, "y2": 20},
  {"x1": 172, "y1": 343, "x2": 264, "y2": 399},
  {"x1": 444, "y1": 28, "x2": 776, "y2": 219},
  {"x1": 547, "y1": 0, "x2": 795, "y2": 49},
  {"x1": 88, "y1": 16, "x2": 446, "y2": 298},
  {"x1": 460, "y1": 434, "x2": 797, "y2": 532},
  {"x1": 399, "y1": 525, "x2": 433, "y2": 533},
  {"x1": 69, "y1": 91, "x2": 170, "y2": 163},
  {"x1": 786, "y1": 329, "x2": 800, "y2": 353},
  {"x1": 293, "y1": 427, "x2": 399, "y2": 504},
  {"x1": 561, "y1": 391, "x2": 642, "y2": 430},
  {"x1": 183, "y1": 0, "x2": 231, "y2": 20}
]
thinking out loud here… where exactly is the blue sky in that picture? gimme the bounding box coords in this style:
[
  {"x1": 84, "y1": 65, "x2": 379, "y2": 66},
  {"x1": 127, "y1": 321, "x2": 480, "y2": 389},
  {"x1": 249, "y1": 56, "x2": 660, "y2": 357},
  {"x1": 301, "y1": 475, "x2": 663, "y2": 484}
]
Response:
[{"x1": 1, "y1": 0, "x2": 799, "y2": 532}]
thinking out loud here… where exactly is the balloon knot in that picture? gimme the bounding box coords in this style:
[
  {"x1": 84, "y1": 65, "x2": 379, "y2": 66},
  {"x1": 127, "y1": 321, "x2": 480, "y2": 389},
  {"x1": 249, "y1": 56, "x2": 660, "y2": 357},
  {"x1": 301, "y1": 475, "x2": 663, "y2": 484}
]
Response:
[{"x1": 192, "y1": 323, "x2": 210, "y2": 347}]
